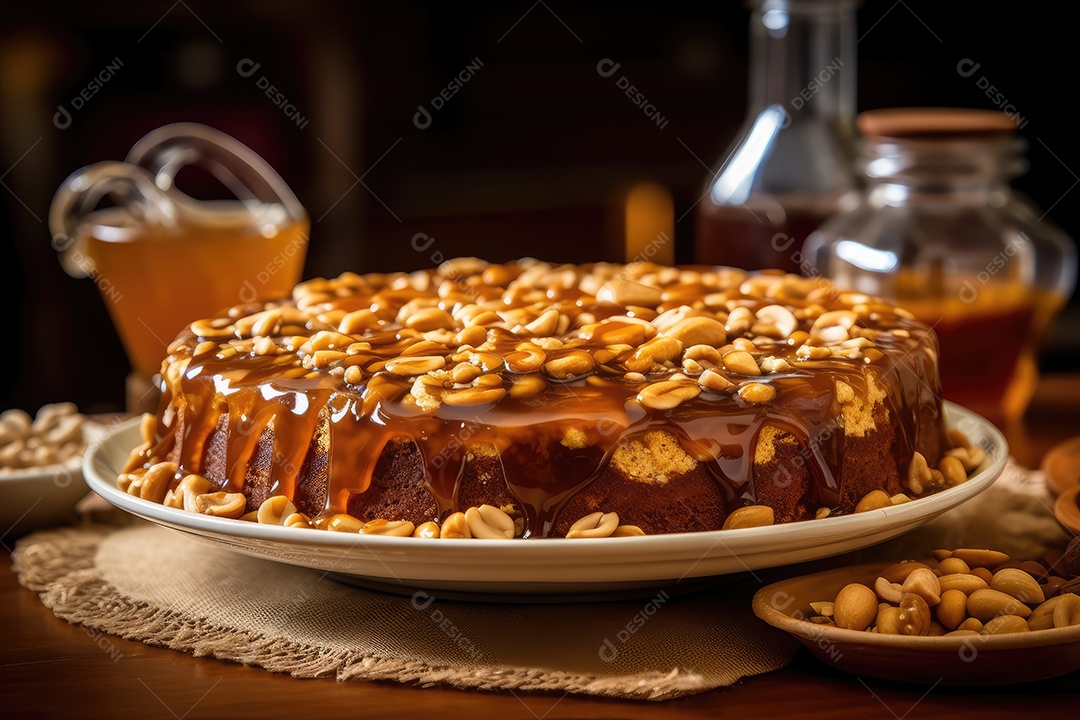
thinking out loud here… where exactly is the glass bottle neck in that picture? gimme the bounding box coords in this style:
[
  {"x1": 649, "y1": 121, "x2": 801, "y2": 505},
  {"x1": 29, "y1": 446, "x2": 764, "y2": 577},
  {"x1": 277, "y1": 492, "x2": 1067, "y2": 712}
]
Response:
[{"x1": 748, "y1": 0, "x2": 856, "y2": 124}]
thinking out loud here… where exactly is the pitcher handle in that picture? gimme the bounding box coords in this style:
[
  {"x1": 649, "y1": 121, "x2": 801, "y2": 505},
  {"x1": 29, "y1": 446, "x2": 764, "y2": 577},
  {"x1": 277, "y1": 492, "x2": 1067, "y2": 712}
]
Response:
[
  {"x1": 48, "y1": 162, "x2": 177, "y2": 278},
  {"x1": 125, "y1": 122, "x2": 307, "y2": 225}
]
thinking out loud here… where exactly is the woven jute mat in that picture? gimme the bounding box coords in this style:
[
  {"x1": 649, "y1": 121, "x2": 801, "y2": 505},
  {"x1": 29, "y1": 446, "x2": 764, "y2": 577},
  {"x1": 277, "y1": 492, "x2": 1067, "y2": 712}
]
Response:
[
  {"x1": 11, "y1": 522, "x2": 797, "y2": 700},
  {"x1": 11, "y1": 460, "x2": 1066, "y2": 701}
]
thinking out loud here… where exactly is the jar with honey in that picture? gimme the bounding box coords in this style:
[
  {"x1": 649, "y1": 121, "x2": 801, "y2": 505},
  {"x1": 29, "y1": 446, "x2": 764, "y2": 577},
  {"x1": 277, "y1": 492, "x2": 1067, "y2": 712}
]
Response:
[
  {"x1": 49, "y1": 124, "x2": 309, "y2": 409},
  {"x1": 802, "y1": 108, "x2": 1077, "y2": 420}
]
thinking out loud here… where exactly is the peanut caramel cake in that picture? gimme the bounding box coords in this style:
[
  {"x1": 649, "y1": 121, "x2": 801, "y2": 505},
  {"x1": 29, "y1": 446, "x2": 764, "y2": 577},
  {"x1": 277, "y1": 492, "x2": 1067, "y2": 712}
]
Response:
[{"x1": 118, "y1": 258, "x2": 983, "y2": 539}]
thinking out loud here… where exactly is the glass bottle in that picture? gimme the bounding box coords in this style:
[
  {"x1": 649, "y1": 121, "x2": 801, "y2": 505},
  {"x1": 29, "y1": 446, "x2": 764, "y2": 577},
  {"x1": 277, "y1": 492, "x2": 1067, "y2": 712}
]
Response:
[
  {"x1": 695, "y1": 0, "x2": 857, "y2": 273},
  {"x1": 803, "y1": 108, "x2": 1077, "y2": 421}
]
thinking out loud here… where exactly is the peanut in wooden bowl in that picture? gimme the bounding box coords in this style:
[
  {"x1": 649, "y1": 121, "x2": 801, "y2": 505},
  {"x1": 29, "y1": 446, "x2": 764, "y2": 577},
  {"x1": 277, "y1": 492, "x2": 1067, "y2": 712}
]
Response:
[{"x1": 753, "y1": 561, "x2": 1080, "y2": 686}]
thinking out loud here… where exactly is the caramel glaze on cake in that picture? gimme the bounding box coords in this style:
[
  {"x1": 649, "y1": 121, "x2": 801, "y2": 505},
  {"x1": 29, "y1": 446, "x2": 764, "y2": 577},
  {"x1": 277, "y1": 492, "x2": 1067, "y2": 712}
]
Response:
[{"x1": 127, "y1": 258, "x2": 954, "y2": 537}]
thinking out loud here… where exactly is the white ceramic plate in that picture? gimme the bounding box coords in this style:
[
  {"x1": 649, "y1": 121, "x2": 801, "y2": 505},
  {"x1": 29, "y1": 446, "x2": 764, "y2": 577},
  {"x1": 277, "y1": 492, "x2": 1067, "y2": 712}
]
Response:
[{"x1": 84, "y1": 403, "x2": 1007, "y2": 597}]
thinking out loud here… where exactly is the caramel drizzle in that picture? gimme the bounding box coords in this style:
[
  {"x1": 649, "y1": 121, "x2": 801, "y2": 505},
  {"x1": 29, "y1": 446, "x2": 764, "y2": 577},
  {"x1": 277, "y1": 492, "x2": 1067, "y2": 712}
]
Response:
[{"x1": 151, "y1": 264, "x2": 945, "y2": 536}]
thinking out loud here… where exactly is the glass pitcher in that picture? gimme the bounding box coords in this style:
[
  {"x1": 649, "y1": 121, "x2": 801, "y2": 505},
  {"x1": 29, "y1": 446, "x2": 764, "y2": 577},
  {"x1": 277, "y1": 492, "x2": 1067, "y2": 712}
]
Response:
[{"x1": 49, "y1": 123, "x2": 309, "y2": 384}]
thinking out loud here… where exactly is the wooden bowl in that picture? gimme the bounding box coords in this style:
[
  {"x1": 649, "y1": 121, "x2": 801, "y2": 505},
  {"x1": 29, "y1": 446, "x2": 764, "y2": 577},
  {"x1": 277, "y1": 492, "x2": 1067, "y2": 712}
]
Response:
[
  {"x1": 753, "y1": 561, "x2": 1080, "y2": 685},
  {"x1": 1043, "y1": 436, "x2": 1080, "y2": 496},
  {"x1": 1054, "y1": 485, "x2": 1080, "y2": 536}
]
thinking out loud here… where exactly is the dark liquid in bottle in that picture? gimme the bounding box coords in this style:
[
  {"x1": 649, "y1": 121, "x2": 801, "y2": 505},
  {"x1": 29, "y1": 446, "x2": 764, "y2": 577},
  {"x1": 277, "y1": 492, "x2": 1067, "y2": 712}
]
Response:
[{"x1": 694, "y1": 203, "x2": 832, "y2": 275}]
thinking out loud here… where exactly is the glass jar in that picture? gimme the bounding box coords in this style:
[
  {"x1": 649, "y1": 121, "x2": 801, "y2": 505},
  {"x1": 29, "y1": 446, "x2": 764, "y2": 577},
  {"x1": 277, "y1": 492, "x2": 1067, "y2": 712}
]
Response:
[
  {"x1": 803, "y1": 108, "x2": 1077, "y2": 421},
  {"x1": 694, "y1": 0, "x2": 858, "y2": 273}
]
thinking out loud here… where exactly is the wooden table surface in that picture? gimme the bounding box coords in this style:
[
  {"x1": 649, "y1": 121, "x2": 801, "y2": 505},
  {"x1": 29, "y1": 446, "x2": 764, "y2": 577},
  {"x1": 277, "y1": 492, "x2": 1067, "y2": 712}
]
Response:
[{"x1": 3, "y1": 374, "x2": 1080, "y2": 719}]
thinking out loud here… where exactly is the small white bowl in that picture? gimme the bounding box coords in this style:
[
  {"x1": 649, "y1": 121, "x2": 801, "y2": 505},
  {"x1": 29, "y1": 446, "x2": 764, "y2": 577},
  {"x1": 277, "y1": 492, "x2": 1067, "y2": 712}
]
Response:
[{"x1": 0, "y1": 420, "x2": 109, "y2": 540}]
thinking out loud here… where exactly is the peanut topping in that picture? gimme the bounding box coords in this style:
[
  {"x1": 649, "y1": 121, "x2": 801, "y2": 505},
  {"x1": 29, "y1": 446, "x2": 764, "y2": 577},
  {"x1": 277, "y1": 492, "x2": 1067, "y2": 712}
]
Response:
[
  {"x1": 565, "y1": 511, "x2": 620, "y2": 538},
  {"x1": 723, "y1": 351, "x2": 760, "y2": 376},
  {"x1": 195, "y1": 491, "x2": 247, "y2": 519},
  {"x1": 129, "y1": 258, "x2": 950, "y2": 538},
  {"x1": 257, "y1": 495, "x2": 298, "y2": 525},
  {"x1": 636, "y1": 380, "x2": 701, "y2": 410},
  {"x1": 440, "y1": 512, "x2": 471, "y2": 539},
  {"x1": 464, "y1": 505, "x2": 515, "y2": 539},
  {"x1": 360, "y1": 519, "x2": 416, "y2": 536}
]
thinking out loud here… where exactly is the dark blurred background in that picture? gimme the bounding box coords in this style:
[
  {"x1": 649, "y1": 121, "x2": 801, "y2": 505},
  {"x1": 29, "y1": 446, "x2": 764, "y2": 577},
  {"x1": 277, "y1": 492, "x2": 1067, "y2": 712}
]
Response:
[{"x1": 2, "y1": 1, "x2": 1077, "y2": 413}]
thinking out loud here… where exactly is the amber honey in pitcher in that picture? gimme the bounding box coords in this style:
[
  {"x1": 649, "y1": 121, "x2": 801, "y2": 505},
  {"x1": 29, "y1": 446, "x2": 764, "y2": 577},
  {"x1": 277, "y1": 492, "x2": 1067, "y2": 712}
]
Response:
[
  {"x1": 78, "y1": 205, "x2": 308, "y2": 377},
  {"x1": 50, "y1": 124, "x2": 311, "y2": 392}
]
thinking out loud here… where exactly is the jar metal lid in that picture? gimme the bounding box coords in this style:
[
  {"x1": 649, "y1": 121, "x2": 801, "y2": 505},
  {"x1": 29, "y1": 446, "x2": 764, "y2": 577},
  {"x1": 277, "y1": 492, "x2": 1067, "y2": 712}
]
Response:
[{"x1": 857, "y1": 108, "x2": 1017, "y2": 139}]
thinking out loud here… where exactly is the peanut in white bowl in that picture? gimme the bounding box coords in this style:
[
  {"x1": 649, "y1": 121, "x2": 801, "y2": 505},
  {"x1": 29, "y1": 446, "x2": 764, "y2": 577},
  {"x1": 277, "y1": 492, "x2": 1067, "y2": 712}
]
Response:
[{"x1": 0, "y1": 416, "x2": 108, "y2": 540}]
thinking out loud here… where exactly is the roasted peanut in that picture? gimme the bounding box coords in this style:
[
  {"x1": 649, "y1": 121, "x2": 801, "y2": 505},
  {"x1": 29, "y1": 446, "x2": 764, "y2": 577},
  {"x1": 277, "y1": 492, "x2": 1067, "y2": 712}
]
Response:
[
  {"x1": 326, "y1": 513, "x2": 364, "y2": 533},
  {"x1": 855, "y1": 490, "x2": 892, "y2": 513},
  {"x1": 967, "y1": 588, "x2": 1032, "y2": 622},
  {"x1": 440, "y1": 512, "x2": 471, "y2": 539},
  {"x1": 990, "y1": 568, "x2": 1045, "y2": 605},
  {"x1": 195, "y1": 492, "x2": 247, "y2": 519},
  {"x1": 722, "y1": 505, "x2": 775, "y2": 530},
  {"x1": 257, "y1": 495, "x2": 298, "y2": 525},
  {"x1": 465, "y1": 505, "x2": 515, "y2": 539},
  {"x1": 952, "y1": 548, "x2": 1009, "y2": 569},
  {"x1": 834, "y1": 583, "x2": 878, "y2": 631},
  {"x1": 981, "y1": 615, "x2": 1030, "y2": 636},
  {"x1": 936, "y1": 557, "x2": 971, "y2": 575},
  {"x1": 901, "y1": 568, "x2": 942, "y2": 606},
  {"x1": 939, "y1": 573, "x2": 989, "y2": 595},
  {"x1": 413, "y1": 521, "x2": 441, "y2": 539},
  {"x1": 722, "y1": 350, "x2": 760, "y2": 376},
  {"x1": 896, "y1": 592, "x2": 932, "y2": 636},
  {"x1": 936, "y1": 589, "x2": 969, "y2": 630},
  {"x1": 1054, "y1": 594, "x2": 1080, "y2": 629},
  {"x1": 880, "y1": 561, "x2": 933, "y2": 584},
  {"x1": 637, "y1": 380, "x2": 701, "y2": 410},
  {"x1": 565, "y1": 511, "x2": 620, "y2": 538},
  {"x1": 361, "y1": 519, "x2": 416, "y2": 536},
  {"x1": 938, "y1": 455, "x2": 968, "y2": 487},
  {"x1": 874, "y1": 577, "x2": 903, "y2": 604}
]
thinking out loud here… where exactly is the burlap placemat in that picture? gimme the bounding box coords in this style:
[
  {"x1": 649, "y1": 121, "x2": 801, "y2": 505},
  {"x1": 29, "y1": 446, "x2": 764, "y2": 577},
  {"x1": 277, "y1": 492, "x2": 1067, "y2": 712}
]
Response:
[
  {"x1": 11, "y1": 460, "x2": 1068, "y2": 701},
  {"x1": 12, "y1": 523, "x2": 798, "y2": 700}
]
